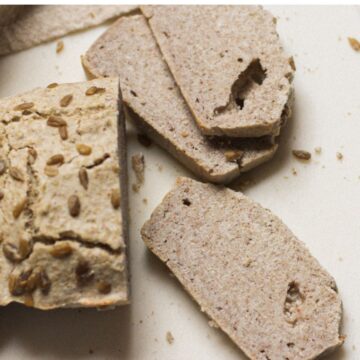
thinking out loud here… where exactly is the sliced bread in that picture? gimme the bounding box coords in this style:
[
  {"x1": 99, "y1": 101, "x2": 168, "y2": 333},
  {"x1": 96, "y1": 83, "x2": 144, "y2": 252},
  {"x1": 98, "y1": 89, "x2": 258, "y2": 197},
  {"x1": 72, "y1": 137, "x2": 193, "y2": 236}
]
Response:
[
  {"x1": 82, "y1": 15, "x2": 284, "y2": 184},
  {"x1": 142, "y1": 6, "x2": 294, "y2": 138},
  {"x1": 142, "y1": 177, "x2": 344, "y2": 359},
  {"x1": 0, "y1": 78, "x2": 129, "y2": 309},
  {"x1": 0, "y1": 5, "x2": 138, "y2": 55}
]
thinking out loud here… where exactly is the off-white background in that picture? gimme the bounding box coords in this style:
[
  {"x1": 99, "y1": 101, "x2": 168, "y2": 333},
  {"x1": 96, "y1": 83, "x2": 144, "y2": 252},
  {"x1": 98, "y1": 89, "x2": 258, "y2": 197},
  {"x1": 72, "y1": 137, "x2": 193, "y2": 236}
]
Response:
[{"x1": 0, "y1": 5, "x2": 359, "y2": 359}]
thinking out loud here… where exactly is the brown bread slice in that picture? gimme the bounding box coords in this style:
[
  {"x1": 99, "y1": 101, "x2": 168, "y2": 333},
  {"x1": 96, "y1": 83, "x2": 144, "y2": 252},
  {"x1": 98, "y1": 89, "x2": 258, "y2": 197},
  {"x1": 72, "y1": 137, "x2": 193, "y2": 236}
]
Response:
[
  {"x1": 142, "y1": 5, "x2": 294, "y2": 138},
  {"x1": 0, "y1": 5, "x2": 138, "y2": 55},
  {"x1": 0, "y1": 78, "x2": 129, "y2": 309},
  {"x1": 82, "y1": 14, "x2": 284, "y2": 184},
  {"x1": 142, "y1": 177, "x2": 344, "y2": 359}
]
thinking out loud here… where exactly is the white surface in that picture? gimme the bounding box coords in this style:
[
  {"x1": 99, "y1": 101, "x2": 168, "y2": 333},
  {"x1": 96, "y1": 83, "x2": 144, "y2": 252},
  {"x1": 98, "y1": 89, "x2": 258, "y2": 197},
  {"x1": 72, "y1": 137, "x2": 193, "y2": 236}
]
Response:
[{"x1": 0, "y1": 5, "x2": 359, "y2": 359}]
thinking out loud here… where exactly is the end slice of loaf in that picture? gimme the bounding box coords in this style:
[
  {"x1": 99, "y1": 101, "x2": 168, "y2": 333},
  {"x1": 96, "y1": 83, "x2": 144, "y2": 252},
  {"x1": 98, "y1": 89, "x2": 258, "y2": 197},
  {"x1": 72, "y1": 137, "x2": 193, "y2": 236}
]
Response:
[
  {"x1": 142, "y1": 6, "x2": 294, "y2": 138},
  {"x1": 0, "y1": 78, "x2": 129, "y2": 309},
  {"x1": 0, "y1": 5, "x2": 138, "y2": 55},
  {"x1": 142, "y1": 177, "x2": 344, "y2": 359},
  {"x1": 82, "y1": 14, "x2": 283, "y2": 184}
]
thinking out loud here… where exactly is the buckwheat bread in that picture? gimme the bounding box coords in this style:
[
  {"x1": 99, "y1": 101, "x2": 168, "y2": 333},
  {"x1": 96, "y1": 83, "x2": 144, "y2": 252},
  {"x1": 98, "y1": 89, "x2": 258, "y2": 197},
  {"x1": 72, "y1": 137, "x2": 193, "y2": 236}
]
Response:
[
  {"x1": 142, "y1": 177, "x2": 344, "y2": 359},
  {"x1": 0, "y1": 77, "x2": 129, "y2": 309},
  {"x1": 0, "y1": 5, "x2": 138, "y2": 56},
  {"x1": 142, "y1": 6, "x2": 294, "y2": 138},
  {"x1": 82, "y1": 15, "x2": 284, "y2": 184}
]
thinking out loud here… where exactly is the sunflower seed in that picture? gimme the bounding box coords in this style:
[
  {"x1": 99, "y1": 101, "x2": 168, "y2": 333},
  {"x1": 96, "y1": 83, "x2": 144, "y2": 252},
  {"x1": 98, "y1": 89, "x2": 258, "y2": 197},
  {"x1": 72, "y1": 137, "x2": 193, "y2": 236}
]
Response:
[
  {"x1": 9, "y1": 166, "x2": 24, "y2": 182},
  {"x1": 47, "y1": 154, "x2": 64, "y2": 166},
  {"x1": 44, "y1": 165, "x2": 59, "y2": 177},
  {"x1": 13, "y1": 198, "x2": 27, "y2": 219},
  {"x1": 47, "y1": 83, "x2": 58, "y2": 89},
  {"x1": 60, "y1": 94, "x2": 73, "y2": 107},
  {"x1": 68, "y1": 195, "x2": 81, "y2": 217},
  {"x1": 224, "y1": 150, "x2": 244, "y2": 162},
  {"x1": 76, "y1": 261, "x2": 94, "y2": 286},
  {"x1": 13, "y1": 102, "x2": 34, "y2": 111},
  {"x1": 28, "y1": 148, "x2": 37, "y2": 164},
  {"x1": 50, "y1": 243, "x2": 73, "y2": 258},
  {"x1": 47, "y1": 115, "x2": 67, "y2": 127},
  {"x1": 292, "y1": 150, "x2": 311, "y2": 161},
  {"x1": 85, "y1": 86, "x2": 105, "y2": 96},
  {"x1": 76, "y1": 144, "x2": 92, "y2": 156},
  {"x1": 79, "y1": 167, "x2": 89, "y2": 190},
  {"x1": 58, "y1": 126, "x2": 68, "y2": 140},
  {"x1": 111, "y1": 189, "x2": 121, "y2": 209},
  {"x1": 56, "y1": 40, "x2": 64, "y2": 53},
  {"x1": 23, "y1": 293, "x2": 34, "y2": 307},
  {"x1": 38, "y1": 269, "x2": 51, "y2": 295},
  {"x1": 8, "y1": 275, "x2": 25, "y2": 296},
  {"x1": 3, "y1": 239, "x2": 31, "y2": 262},
  {"x1": 0, "y1": 160, "x2": 7, "y2": 175},
  {"x1": 97, "y1": 281, "x2": 112, "y2": 294}
]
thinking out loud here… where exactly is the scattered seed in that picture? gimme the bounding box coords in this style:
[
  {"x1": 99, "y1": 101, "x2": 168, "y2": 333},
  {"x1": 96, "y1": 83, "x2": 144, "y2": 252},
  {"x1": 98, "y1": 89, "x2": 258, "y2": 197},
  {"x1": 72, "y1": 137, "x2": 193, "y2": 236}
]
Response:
[
  {"x1": 336, "y1": 152, "x2": 343, "y2": 160},
  {"x1": 50, "y1": 243, "x2": 73, "y2": 258},
  {"x1": 68, "y1": 195, "x2": 81, "y2": 217},
  {"x1": 137, "y1": 133, "x2": 152, "y2": 147},
  {"x1": 85, "y1": 86, "x2": 105, "y2": 96},
  {"x1": 44, "y1": 165, "x2": 59, "y2": 177},
  {"x1": 8, "y1": 275, "x2": 25, "y2": 296},
  {"x1": 59, "y1": 230, "x2": 77, "y2": 238},
  {"x1": 18, "y1": 239, "x2": 32, "y2": 259},
  {"x1": 28, "y1": 148, "x2": 37, "y2": 164},
  {"x1": 348, "y1": 37, "x2": 360, "y2": 52},
  {"x1": 288, "y1": 56, "x2": 296, "y2": 71},
  {"x1": 0, "y1": 191, "x2": 4, "y2": 200},
  {"x1": 38, "y1": 269, "x2": 51, "y2": 295},
  {"x1": 97, "y1": 281, "x2": 112, "y2": 294},
  {"x1": 3, "y1": 239, "x2": 31, "y2": 263},
  {"x1": 13, "y1": 198, "x2": 27, "y2": 219},
  {"x1": 22, "y1": 110, "x2": 32, "y2": 115},
  {"x1": 76, "y1": 261, "x2": 94, "y2": 286},
  {"x1": 76, "y1": 144, "x2": 92, "y2": 156},
  {"x1": 166, "y1": 331, "x2": 174, "y2": 345},
  {"x1": 58, "y1": 126, "x2": 68, "y2": 140},
  {"x1": 47, "y1": 83, "x2": 58, "y2": 89},
  {"x1": 9, "y1": 166, "x2": 24, "y2": 182},
  {"x1": 111, "y1": 189, "x2": 121, "y2": 209},
  {"x1": 60, "y1": 94, "x2": 73, "y2": 107},
  {"x1": 0, "y1": 160, "x2": 7, "y2": 175},
  {"x1": 47, "y1": 154, "x2": 64, "y2": 166},
  {"x1": 47, "y1": 115, "x2": 67, "y2": 127},
  {"x1": 56, "y1": 40, "x2": 64, "y2": 53},
  {"x1": 314, "y1": 147, "x2": 322, "y2": 155},
  {"x1": 79, "y1": 167, "x2": 89, "y2": 190},
  {"x1": 13, "y1": 102, "x2": 34, "y2": 111},
  {"x1": 224, "y1": 150, "x2": 244, "y2": 162},
  {"x1": 292, "y1": 150, "x2": 311, "y2": 161}
]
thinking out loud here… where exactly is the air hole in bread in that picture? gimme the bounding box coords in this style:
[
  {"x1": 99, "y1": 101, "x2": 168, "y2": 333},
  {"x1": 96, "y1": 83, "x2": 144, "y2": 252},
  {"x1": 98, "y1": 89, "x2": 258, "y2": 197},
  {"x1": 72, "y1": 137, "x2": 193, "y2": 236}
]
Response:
[
  {"x1": 214, "y1": 59, "x2": 267, "y2": 115},
  {"x1": 182, "y1": 198, "x2": 191, "y2": 206},
  {"x1": 284, "y1": 281, "x2": 304, "y2": 325},
  {"x1": 287, "y1": 342, "x2": 295, "y2": 348}
]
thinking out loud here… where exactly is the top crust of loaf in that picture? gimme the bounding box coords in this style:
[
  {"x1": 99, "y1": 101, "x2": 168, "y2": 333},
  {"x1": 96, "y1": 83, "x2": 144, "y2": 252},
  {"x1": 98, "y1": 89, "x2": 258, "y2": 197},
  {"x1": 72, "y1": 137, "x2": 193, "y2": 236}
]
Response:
[
  {"x1": 142, "y1": 177, "x2": 343, "y2": 359},
  {"x1": 142, "y1": 5, "x2": 294, "y2": 137}
]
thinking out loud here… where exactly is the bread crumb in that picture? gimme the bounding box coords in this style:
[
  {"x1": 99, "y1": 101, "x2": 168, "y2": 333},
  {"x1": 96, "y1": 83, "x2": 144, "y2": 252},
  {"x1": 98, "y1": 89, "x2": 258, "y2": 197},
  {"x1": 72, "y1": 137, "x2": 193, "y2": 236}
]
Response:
[
  {"x1": 142, "y1": 198, "x2": 148, "y2": 205},
  {"x1": 224, "y1": 150, "x2": 244, "y2": 162},
  {"x1": 314, "y1": 147, "x2": 322, "y2": 154},
  {"x1": 180, "y1": 131, "x2": 189, "y2": 138},
  {"x1": 292, "y1": 150, "x2": 311, "y2": 161},
  {"x1": 291, "y1": 168, "x2": 297, "y2": 176},
  {"x1": 56, "y1": 40, "x2": 64, "y2": 54},
  {"x1": 137, "y1": 133, "x2": 152, "y2": 147},
  {"x1": 208, "y1": 320, "x2": 219, "y2": 329},
  {"x1": 131, "y1": 153, "x2": 145, "y2": 191},
  {"x1": 132, "y1": 183, "x2": 140, "y2": 193},
  {"x1": 336, "y1": 152, "x2": 343, "y2": 160},
  {"x1": 348, "y1": 37, "x2": 360, "y2": 52},
  {"x1": 166, "y1": 331, "x2": 174, "y2": 344}
]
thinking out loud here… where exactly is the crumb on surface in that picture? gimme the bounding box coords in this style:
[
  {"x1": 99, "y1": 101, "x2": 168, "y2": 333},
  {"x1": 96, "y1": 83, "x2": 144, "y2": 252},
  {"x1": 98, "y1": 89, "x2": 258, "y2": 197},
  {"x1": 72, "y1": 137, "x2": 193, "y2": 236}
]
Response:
[
  {"x1": 291, "y1": 168, "x2": 297, "y2": 176},
  {"x1": 292, "y1": 150, "x2": 311, "y2": 161},
  {"x1": 132, "y1": 183, "x2": 140, "y2": 193},
  {"x1": 142, "y1": 198, "x2": 148, "y2": 205},
  {"x1": 166, "y1": 331, "x2": 174, "y2": 344},
  {"x1": 348, "y1": 37, "x2": 360, "y2": 52},
  {"x1": 56, "y1": 40, "x2": 64, "y2": 54},
  {"x1": 157, "y1": 164, "x2": 163, "y2": 172},
  {"x1": 131, "y1": 153, "x2": 145, "y2": 192},
  {"x1": 336, "y1": 152, "x2": 343, "y2": 160},
  {"x1": 314, "y1": 147, "x2": 322, "y2": 154}
]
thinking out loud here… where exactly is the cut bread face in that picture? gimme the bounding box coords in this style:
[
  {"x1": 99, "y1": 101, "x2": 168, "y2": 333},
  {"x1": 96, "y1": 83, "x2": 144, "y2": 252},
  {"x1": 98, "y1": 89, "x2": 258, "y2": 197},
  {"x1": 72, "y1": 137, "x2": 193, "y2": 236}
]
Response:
[
  {"x1": 0, "y1": 5, "x2": 138, "y2": 55},
  {"x1": 142, "y1": 177, "x2": 344, "y2": 359},
  {"x1": 82, "y1": 14, "x2": 284, "y2": 184},
  {"x1": 0, "y1": 78, "x2": 129, "y2": 309},
  {"x1": 142, "y1": 5, "x2": 295, "y2": 138}
]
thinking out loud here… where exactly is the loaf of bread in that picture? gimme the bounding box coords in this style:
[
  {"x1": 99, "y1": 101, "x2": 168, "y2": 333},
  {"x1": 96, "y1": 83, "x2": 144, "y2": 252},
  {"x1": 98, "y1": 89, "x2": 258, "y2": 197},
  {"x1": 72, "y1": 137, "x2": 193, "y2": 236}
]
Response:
[
  {"x1": 0, "y1": 5, "x2": 138, "y2": 55},
  {"x1": 82, "y1": 15, "x2": 284, "y2": 184},
  {"x1": 142, "y1": 177, "x2": 344, "y2": 359},
  {"x1": 142, "y1": 6, "x2": 294, "y2": 138},
  {"x1": 0, "y1": 78, "x2": 129, "y2": 309}
]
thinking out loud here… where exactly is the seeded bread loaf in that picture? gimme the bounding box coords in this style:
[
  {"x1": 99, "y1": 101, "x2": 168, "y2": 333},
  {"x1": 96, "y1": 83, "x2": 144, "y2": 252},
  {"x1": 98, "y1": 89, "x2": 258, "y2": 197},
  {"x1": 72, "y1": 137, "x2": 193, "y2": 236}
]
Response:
[
  {"x1": 0, "y1": 77, "x2": 129, "y2": 309},
  {"x1": 142, "y1": 177, "x2": 344, "y2": 359},
  {"x1": 82, "y1": 15, "x2": 283, "y2": 184},
  {"x1": 142, "y1": 6, "x2": 294, "y2": 138},
  {"x1": 0, "y1": 5, "x2": 138, "y2": 56}
]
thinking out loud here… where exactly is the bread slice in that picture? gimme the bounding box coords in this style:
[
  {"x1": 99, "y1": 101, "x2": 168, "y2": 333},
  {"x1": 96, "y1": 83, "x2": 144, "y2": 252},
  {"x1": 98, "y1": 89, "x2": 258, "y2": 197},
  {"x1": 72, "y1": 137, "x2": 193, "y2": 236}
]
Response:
[
  {"x1": 142, "y1": 177, "x2": 344, "y2": 359},
  {"x1": 141, "y1": 6, "x2": 294, "y2": 138},
  {"x1": 82, "y1": 14, "x2": 284, "y2": 184},
  {"x1": 0, "y1": 5, "x2": 24, "y2": 26},
  {"x1": 0, "y1": 5, "x2": 138, "y2": 56},
  {"x1": 0, "y1": 78, "x2": 129, "y2": 309}
]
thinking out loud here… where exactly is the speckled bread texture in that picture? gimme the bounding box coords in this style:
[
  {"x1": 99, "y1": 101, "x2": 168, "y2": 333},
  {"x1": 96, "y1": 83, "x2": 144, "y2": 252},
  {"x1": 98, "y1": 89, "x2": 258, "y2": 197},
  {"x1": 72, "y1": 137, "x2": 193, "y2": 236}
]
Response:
[
  {"x1": 82, "y1": 15, "x2": 282, "y2": 184},
  {"x1": 0, "y1": 5, "x2": 138, "y2": 55},
  {"x1": 0, "y1": 77, "x2": 129, "y2": 309},
  {"x1": 142, "y1": 6, "x2": 295, "y2": 138},
  {"x1": 142, "y1": 177, "x2": 344, "y2": 359},
  {"x1": 0, "y1": 5, "x2": 24, "y2": 27}
]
